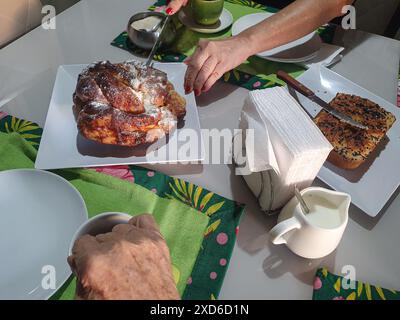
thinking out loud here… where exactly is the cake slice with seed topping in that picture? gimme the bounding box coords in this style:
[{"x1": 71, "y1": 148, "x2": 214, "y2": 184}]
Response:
[{"x1": 314, "y1": 93, "x2": 396, "y2": 170}]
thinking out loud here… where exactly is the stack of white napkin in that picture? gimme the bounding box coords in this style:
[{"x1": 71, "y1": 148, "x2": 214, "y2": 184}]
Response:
[{"x1": 238, "y1": 87, "x2": 333, "y2": 211}]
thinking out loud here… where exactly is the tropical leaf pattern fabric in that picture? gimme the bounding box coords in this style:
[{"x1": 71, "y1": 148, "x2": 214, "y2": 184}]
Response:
[
  {"x1": 0, "y1": 114, "x2": 244, "y2": 300},
  {"x1": 226, "y1": 0, "x2": 267, "y2": 9},
  {"x1": 166, "y1": 178, "x2": 225, "y2": 216},
  {"x1": 313, "y1": 268, "x2": 400, "y2": 300},
  {"x1": 0, "y1": 115, "x2": 42, "y2": 149}
]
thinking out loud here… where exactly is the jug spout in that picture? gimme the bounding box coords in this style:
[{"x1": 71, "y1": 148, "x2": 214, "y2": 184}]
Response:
[
  {"x1": 330, "y1": 191, "x2": 351, "y2": 209},
  {"x1": 314, "y1": 188, "x2": 351, "y2": 215}
]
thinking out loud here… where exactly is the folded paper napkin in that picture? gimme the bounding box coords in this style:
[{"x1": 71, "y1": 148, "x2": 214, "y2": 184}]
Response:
[
  {"x1": 301, "y1": 43, "x2": 345, "y2": 69},
  {"x1": 239, "y1": 87, "x2": 333, "y2": 211}
]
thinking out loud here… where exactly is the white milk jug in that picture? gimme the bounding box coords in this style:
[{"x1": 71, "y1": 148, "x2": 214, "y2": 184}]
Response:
[{"x1": 269, "y1": 187, "x2": 351, "y2": 259}]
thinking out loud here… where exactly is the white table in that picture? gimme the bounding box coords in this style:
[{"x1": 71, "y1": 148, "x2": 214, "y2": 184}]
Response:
[{"x1": 1, "y1": 0, "x2": 400, "y2": 299}]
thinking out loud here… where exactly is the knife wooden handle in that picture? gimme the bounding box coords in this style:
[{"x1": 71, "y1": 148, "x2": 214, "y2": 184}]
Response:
[{"x1": 276, "y1": 70, "x2": 314, "y2": 97}]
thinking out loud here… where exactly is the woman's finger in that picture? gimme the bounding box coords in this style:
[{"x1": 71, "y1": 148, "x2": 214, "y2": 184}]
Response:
[
  {"x1": 193, "y1": 56, "x2": 218, "y2": 95},
  {"x1": 166, "y1": 0, "x2": 188, "y2": 15},
  {"x1": 184, "y1": 44, "x2": 210, "y2": 93},
  {"x1": 201, "y1": 63, "x2": 225, "y2": 93}
]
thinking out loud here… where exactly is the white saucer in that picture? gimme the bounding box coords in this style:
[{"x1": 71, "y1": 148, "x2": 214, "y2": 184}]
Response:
[
  {"x1": 178, "y1": 8, "x2": 233, "y2": 34},
  {"x1": 265, "y1": 33, "x2": 322, "y2": 63},
  {"x1": 232, "y1": 12, "x2": 317, "y2": 60}
]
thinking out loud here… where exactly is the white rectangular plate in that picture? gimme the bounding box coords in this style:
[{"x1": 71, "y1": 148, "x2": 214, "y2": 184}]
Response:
[
  {"x1": 35, "y1": 63, "x2": 204, "y2": 170},
  {"x1": 294, "y1": 65, "x2": 400, "y2": 217}
]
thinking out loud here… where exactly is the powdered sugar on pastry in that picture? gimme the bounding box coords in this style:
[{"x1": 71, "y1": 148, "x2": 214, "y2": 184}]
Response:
[{"x1": 73, "y1": 60, "x2": 186, "y2": 147}]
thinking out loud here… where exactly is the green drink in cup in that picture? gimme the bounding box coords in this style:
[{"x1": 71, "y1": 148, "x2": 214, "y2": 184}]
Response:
[{"x1": 191, "y1": 0, "x2": 224, "y2": 26}]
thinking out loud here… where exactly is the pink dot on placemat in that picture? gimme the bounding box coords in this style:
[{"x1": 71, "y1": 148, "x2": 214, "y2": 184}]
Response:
[
  {"x1": 187, "y1": 277, "x2": 192, "y2": 285},
  {"x1": 210, "y1": 272, "x2": 217, "y2": 280},
  {"x1": 219, "y1": 258, "x2": 227, "y2": 266},
  {"x1": 151, "y1": 188, "x2": 157, "y2": 193},
  {"x1": 253, "y1": 81, "x2": 261, "y2": 88},
  {"x1": 313, "y1": 277, "x2": 322, "y2": 290},
  {"x1": 147, "y1": 171, "x2": 155, "y2": 177},
  {"x1": 216, "y1": 232, "x2": 228, "y2": 245}
]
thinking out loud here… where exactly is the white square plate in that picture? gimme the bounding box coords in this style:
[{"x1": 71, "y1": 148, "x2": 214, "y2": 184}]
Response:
[
  {"x1": 294, "y1": 65, "x2": 400, "y2": 217},
  {"x1": 35, "y1": 63, "x2": 204, "y2": 170}
]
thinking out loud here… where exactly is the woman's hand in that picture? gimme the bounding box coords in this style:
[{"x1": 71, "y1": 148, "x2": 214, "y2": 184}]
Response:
[
  {"x1": 165, "y1": 0, "x2": 253, "y2": 95},
  {"x1": 184, "y1": 36, "x2": 253, "y2": 96},
  {"x1": 166, "y1": 0, "x2": 189, "y2": 15}
]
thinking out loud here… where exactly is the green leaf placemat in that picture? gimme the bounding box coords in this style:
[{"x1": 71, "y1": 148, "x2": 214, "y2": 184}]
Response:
[
  {"x1": 112, "y1": 0, "x2": 336, "y2": 90},
  {"x1": 0, "y1": 112, "x2": 244, "y2": 300},
  {"x1": 313, "y1": 268, "x2": 400, "y2": 300}
]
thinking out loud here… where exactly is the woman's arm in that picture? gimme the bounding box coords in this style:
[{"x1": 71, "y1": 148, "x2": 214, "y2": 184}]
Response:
[
  {"x1": 167, "y1": 0, "x2": 354, "y2": 95},
  {"x1": 239, "y1": 0, "x2": 354, "y2": 55}
]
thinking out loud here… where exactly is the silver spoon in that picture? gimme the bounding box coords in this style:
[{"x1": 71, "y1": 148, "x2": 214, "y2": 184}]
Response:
[
  {"x1": 145, "y1": 15, "x2": 170, "y2": 67},
  {"x1": 294, "y1": 186, "x2": 310, "y2": 214}
]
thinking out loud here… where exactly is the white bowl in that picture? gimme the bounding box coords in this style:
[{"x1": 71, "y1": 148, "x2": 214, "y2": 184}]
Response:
[{"x1": 69, "y1": 212, "x2": 132, "y2": 255}]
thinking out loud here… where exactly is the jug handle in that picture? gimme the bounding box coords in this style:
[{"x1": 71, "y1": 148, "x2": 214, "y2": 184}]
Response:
[{"x1": 269, "y1": 217, "x2": 301, "y2": 245}]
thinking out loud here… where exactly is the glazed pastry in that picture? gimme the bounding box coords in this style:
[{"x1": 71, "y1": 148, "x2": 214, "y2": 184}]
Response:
[{"x1": 73, "y1": 60, "x2": 186, "y2": 147}]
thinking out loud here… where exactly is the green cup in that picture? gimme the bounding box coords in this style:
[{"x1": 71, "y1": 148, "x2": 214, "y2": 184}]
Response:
[{"x1": 191, "y1": 0, "x2": 224, "y2": 26}]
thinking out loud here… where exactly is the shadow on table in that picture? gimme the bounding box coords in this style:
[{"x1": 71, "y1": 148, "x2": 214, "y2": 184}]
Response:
[
  {"x1": 196, "y1": 82, "x2": 239, "y2": 108},
  {"x1": 323, "y1": 136, "x2": 390, "y2": 184},
  {"x1": 77, "y1": 134, "x2": 151, "y2": 158},
  {"x1": 262, "y1": 240, "x2": 337, "y2": 286},
  {"x1": 332, "y1": 28, "x2": 371, "y2": 58},
  {"x1": 76, "y1": 132, "x2": 204, "y2": 175},
  {"x1": 349, "y1": 191, "x2": 400, "y2": 231},
  {"x1": 141, "y1": 162, "x2": 204, "y2": 176}
]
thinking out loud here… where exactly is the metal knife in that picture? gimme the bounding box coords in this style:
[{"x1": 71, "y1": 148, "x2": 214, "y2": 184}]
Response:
[
  {"x1": 145, "y1": 15, "x2": 170, "y2": 67},
  {"x1": 276, "y1": 70, "x2": 368, "y2": 130}
]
